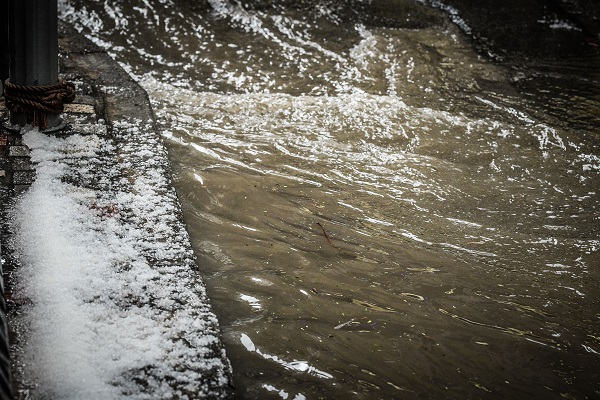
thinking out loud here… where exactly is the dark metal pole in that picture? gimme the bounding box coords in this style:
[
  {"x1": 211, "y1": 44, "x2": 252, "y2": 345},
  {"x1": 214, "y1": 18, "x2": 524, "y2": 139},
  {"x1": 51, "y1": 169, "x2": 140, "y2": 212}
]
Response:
[
  {"x1": 8, "y1": 0, "x2": 61, "y2": 129},
  {"x1": 1, "y1": 0, "x2": 9, "y2": 94}
]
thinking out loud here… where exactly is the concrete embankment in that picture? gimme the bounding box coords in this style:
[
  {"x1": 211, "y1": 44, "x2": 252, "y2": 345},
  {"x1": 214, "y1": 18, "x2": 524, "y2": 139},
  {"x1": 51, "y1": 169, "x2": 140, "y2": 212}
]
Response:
[{"x1": 0, "y1": 23, "x2": 235, "y2": 399}]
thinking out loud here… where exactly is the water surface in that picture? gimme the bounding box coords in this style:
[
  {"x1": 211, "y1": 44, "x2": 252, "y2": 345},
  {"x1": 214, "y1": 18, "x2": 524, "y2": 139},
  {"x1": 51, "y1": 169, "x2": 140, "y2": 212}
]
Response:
[{"x1": 61, "y1": 0, "x2": 600, "y2": 398}]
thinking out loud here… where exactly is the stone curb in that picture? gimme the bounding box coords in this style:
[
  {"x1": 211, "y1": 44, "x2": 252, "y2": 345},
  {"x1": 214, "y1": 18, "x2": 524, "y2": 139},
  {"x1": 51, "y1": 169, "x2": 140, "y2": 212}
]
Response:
[{"x1": 0, "y1": 22, "x2": 236, "y2": 399}]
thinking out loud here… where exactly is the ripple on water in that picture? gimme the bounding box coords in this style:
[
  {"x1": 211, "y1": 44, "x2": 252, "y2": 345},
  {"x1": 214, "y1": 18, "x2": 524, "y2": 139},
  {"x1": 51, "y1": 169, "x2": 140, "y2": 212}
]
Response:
[{"x1": 63, "y1": 0, "x2": 600, "y2": 398}]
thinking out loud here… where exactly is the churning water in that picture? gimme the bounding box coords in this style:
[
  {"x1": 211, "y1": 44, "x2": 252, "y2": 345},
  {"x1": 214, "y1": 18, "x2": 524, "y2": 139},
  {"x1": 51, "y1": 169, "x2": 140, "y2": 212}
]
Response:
[{"x1": 61, "y1": 0, "x2": 599, "y2": 398}]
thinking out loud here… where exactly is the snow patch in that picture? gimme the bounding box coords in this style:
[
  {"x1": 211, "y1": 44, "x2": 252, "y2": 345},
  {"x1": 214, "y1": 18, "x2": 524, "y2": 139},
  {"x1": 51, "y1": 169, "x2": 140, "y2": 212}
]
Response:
[{"x1": 11, "y1": 125, "x2": 232, "y2": 398}]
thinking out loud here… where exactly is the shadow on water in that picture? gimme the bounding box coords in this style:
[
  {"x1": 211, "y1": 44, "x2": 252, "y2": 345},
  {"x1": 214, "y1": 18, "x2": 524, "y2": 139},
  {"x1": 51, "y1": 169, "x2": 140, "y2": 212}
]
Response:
[
  {"x1": 60, "y1": 0, "x2": 600, "y2": 398},
  {"x1": 423, "y1": 0, "x2": 600, "y2": 132}
]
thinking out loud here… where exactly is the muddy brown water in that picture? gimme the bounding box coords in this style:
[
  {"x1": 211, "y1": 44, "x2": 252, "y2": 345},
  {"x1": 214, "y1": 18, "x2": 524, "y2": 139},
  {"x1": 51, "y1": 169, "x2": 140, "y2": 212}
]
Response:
[{"x1": 61, "y1": 0, "x2": 599, "y2": 398}]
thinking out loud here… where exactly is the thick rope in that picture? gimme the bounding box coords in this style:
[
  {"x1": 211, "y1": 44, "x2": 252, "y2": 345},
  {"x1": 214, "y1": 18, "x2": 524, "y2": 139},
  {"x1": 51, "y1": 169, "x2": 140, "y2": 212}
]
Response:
[{"x1": 4, "y1": 79, "x2": 76, "y2": 129}]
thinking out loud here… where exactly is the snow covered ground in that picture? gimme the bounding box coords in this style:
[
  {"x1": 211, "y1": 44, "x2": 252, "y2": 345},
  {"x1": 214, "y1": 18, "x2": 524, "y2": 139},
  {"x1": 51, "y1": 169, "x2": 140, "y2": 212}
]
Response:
[{"x1": 7, "y1": 93, "x2": 233, "y2": 398}]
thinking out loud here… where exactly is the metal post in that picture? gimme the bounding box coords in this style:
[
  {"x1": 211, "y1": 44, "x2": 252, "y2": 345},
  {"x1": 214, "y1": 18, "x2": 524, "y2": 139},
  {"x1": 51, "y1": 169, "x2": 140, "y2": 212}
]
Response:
[
  {"x1": 1, "y1": 0, "x2": 9, "y2": 94},
  {"x1": 8, "y1": 0, "x2": 62, "y2": 130}
]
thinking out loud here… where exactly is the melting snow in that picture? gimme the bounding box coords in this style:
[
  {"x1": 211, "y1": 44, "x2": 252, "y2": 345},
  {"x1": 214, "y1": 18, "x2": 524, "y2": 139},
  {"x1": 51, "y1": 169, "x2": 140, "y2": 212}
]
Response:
[{"x1": 10, "y1": 123, "x2": 232, "y2": 399}]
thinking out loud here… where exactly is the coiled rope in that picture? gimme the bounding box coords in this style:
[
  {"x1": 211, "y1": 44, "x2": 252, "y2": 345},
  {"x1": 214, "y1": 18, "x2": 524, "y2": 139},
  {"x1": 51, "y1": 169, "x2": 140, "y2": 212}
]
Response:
[{"x1": 3, "y1": 79, "x2": 76, "y2": 129}]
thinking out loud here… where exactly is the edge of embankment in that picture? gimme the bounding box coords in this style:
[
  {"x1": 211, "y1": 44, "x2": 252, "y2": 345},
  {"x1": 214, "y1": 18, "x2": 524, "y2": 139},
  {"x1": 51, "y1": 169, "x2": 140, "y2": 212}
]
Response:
[{"x1": 0, "y1": 22, "x2": 236, "y2": 399}]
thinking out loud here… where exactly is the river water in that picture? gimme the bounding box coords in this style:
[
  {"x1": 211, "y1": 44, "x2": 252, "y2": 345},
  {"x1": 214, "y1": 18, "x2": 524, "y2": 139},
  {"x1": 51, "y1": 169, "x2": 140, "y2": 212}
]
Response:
[{"x1": 60, "y1": 0, "x2": 599, "y2": 398}]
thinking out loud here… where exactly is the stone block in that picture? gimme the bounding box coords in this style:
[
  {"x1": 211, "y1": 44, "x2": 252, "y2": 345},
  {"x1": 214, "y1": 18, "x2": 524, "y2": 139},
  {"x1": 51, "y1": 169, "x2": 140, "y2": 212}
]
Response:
[
  {"x1": 70, "y1": 123, "x2": 108, "y2": 136},
  {"x1": 10, "y1": 158, "x2": 32, "y2": 171},
  {"x1": 12, "y1": 185, "x2": 31, "y2": 195},
  {"x1": 8, "y1": 146, "x2": 30, "y2": 158},
  {"x1": 12, "y1": 171, "x2": 36, "y2": 185}
]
